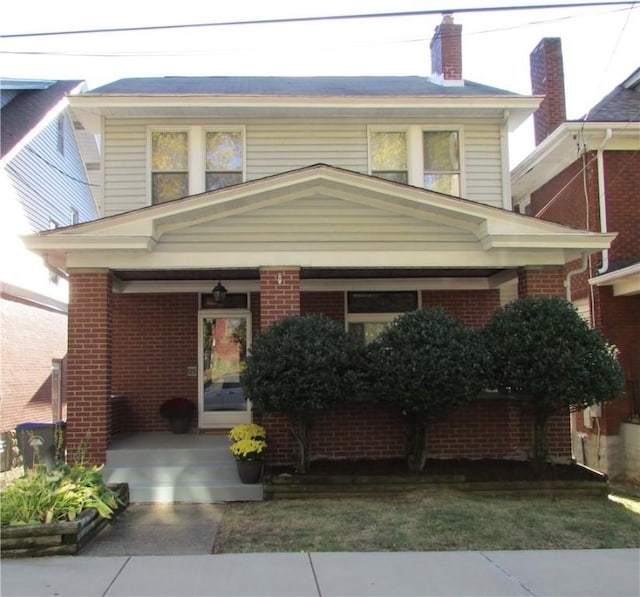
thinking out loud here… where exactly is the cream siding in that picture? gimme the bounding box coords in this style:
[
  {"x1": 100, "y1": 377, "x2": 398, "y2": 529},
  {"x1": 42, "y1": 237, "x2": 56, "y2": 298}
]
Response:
[
  {"x1": 102, "y1": 117, "x2": 505, "y2": 217},
  {"x1": 159, "y1": 197, "x2": 476, "y2": 245}
]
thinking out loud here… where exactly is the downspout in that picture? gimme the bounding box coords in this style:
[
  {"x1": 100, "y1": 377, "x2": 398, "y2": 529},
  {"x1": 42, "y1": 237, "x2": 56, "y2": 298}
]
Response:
[
  {"x1": 565, "y1": 252, "x2": 589, "y2": 302},
  {"x1": 596, "y1": 128, "x2": 613, "y2": 274}
]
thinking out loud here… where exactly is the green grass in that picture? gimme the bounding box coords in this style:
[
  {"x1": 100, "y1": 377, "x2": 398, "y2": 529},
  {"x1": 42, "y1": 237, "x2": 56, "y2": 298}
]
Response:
[{"x1": 213, "y1": 491, "x2": 640, "y2": 553}]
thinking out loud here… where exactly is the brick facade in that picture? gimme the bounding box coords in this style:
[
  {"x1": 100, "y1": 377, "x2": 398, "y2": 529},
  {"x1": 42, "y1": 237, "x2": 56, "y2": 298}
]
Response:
[
  {"x1": 0, "y1": 296, "x2": 67, "y2": 431},
  {"x1": 259, "y1": 399, "x2": 570, "y2": 466},
  {"x1": 517, "y1": 267, "x2": 565, "y2": 298},
  {"x1": 421, "y1": 289, "x2": 500, "y2": 329},
  {"x1": 111, "y1": 293, "x2": 199, "y2": 434},
  {"x1": 259, "y1": 268, "x2": 301, "y2": 329},
  {"x1": 66, "y1": 271, "x2": 113, "y2": 465}
]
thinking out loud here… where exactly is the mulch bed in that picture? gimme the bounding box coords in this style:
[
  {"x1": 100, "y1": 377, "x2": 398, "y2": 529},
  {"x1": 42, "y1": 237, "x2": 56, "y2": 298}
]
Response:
[{"x1": 296, "y1": 458, "x2": 604, "y2": 481}]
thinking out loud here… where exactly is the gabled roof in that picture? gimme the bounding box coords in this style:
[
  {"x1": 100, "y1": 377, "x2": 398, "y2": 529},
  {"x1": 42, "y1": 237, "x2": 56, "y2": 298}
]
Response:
[
  {"x1": 512, "y1": 67, "x2": 640, "y2": 200},
  {"x1": 71, "y1": 75, "x2": 540, "y2": 135},
  {"x1": 24, "y1": 164, "x2": 615, "y2": 274},
  {"x1": 89, "y1": 76, "x2": 517, "y2": 97},
  {"x1": 578, "y1": 67, "x2": 640, "y2": 122},
  {"x1": 0, "y1": 79, "x2": 84, "y2": 159}
]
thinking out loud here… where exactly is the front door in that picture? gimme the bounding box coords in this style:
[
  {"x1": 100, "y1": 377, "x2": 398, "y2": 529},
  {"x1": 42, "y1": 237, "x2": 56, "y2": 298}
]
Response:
[{"x1": 199, "y1": 310, "x2": 252, "y2": 428}]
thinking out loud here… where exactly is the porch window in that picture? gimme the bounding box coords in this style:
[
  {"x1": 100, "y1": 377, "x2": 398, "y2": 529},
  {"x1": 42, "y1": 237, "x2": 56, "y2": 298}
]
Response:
[
  {"x1": 205, "y1": 131, "x2": 244, "y2": 191},
  {"x1": 369, "y1": 131, "x2": 408, "y2": 184},
  {"x1": 346, "y1": 291, "x2": 419, "y2": 344},
  {"x1": 151, "y1": 131, "x2": 189, "y2": 203},
  {"x1": 423, "y1": 131, "x2": 460, "y2": 195}
]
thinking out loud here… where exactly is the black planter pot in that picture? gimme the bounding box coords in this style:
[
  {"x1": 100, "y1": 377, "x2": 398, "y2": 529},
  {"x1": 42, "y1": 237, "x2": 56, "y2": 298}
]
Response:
[
  {"x1": 236, "y1": 460, "x2": 263, "y2": 483},
  {"x1": 167, "y1": 416, "x2": 192, "y2": 434}
]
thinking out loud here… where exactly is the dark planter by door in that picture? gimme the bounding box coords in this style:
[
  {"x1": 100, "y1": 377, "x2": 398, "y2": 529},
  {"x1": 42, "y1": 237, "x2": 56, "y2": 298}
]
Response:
[
  {"x1": 168, "y1": 416, "x2": 192, "y2": 434},
  {"x1": 236, "y1": 460, "x2": 263, "y2": 484}
]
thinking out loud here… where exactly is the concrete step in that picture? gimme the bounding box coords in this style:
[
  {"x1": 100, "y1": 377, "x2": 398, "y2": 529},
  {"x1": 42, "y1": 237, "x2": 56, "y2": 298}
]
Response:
[{"x1": 103, "y1": 432, "x2": 263, "y2": 503}]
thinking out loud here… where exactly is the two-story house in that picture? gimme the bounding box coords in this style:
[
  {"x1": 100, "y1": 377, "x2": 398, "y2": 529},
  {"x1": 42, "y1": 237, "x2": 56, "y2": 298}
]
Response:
[
  {"x1": 512, "y1": 39, "x2": 639, "y2": 480},
  {"x1": 24, "y1": 17, "x2": 615, "y2": 477},
  {"x1": 1, "y1": 79, "x2": 98, "y2": 445}
]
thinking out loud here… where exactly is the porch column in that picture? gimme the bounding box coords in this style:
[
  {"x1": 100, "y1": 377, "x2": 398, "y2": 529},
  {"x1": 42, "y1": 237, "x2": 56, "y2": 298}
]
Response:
[
  {"x1": 259, "y1": 267, "x2": 301, "y2": 330},
  {"x1": 66, "y1": 269, "x2": 113, "y2": 465},
  {"x1": 517, "y1": 266, "x2": 565, "y2": 298}
]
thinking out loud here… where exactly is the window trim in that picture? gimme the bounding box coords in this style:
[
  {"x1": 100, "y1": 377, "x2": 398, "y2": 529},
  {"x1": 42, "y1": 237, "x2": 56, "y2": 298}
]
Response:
[
  {"x1": 367, "y1": 125, "x2": 464, "y2": 195},
  {"x1": 147, "y1": 125, "x2": 246, "y2": 205}
]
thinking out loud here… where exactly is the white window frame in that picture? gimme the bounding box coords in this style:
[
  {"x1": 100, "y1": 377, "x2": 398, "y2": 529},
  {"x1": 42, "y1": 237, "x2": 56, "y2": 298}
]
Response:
[
  {"x1": 147, "y1": 126, "x2": 246, "y2": 205},
  {"x1": 368, "y1": 125, "x2": 464, "y2": 196}
]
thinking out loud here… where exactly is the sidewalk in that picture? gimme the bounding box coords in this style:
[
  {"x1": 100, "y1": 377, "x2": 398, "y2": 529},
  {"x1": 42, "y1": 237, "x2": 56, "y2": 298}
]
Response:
[{"x1": 2, "y1": 549, "x2": 639, "y2": 596}]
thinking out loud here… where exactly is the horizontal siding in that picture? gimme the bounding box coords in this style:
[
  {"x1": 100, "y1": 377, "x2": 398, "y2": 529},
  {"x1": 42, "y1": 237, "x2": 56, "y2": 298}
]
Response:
[
  {"x1": 161, "y1": 197, "x2": 476, "y2": 244},
  {"x1": 102, "y1": 117, "x2": 506, "y2": 216},
  {"x1": 6, "y1": 112, "x2": 97, "y2": 231},
  {"x1": 464, "y1": 124, "x2": 504, "y2": 208},
  {"x1": 103, "y1": 120, "x2": 148, "y2": 216}
]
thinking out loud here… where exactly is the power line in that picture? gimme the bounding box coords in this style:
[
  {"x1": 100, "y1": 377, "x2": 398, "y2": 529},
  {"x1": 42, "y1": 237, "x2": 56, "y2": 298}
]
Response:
[{"x1": 1, "y1": 2, "x2": 636, "y2": 39}]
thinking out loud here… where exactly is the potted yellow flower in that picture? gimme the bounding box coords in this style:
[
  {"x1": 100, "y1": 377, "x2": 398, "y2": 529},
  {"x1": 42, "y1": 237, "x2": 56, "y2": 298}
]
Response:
[{"x1": 228, "y1": 424, "x2": 267, "y2": 484}]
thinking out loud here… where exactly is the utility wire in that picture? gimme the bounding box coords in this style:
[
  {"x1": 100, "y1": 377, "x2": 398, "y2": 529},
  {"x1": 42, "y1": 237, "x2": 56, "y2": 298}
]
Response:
[{"x1": 1, "y1": 2, "x2": 636, "y2": 39}]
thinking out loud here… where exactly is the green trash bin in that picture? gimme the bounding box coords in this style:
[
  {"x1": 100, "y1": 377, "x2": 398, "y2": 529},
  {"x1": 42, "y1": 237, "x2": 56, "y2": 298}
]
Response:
[{"x1": 16, "y1": 422, "x2": 66, "y2": 472}]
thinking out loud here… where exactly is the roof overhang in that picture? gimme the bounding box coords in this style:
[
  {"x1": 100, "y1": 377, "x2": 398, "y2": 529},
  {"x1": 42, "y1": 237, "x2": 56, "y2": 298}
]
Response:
[
  {"x1": 590, "y1": 262, "x2": 640, "y2": 296},
  {"x1": 23, "y1": 164, "x2": 615, "y2": 275},
  {"x1": 69, "y1": 94, "x2": 540, "y2": 135},
  {"x1": 511, "y1": 122, "x2": 640, "y2": 202}
]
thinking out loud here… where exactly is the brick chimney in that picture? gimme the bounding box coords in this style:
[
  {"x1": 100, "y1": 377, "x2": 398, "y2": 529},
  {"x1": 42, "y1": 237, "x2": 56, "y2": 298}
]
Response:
[
  {"x1": 430, "y1": 13, "x2": 463, "y2": 86},
  {"x1": 530, "y1": 38, "x2": 567, "y2": 145}
]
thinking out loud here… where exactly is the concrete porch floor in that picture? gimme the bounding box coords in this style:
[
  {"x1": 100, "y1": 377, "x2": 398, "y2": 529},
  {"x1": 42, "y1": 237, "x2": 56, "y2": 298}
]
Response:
[{"x1": 102, "y1": 432, "x2": 263, "y2": 503}]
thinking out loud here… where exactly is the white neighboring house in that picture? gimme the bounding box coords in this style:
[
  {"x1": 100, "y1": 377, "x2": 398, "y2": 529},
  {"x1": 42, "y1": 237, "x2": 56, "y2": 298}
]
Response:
[{"x1": 1, "y1": 79, "x2": 99, "y2": 437}]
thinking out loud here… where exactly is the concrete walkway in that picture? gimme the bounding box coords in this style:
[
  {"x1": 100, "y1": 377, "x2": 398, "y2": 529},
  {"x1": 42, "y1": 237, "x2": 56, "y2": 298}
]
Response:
[{"x1": 2, "y1": 549, "x2": 639, "y2": 596}]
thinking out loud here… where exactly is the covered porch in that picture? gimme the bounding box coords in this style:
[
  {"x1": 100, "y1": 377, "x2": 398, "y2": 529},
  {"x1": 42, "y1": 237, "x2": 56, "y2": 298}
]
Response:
[{"x1": 24, "y1": 165, "x2": 615, "y2": 469}]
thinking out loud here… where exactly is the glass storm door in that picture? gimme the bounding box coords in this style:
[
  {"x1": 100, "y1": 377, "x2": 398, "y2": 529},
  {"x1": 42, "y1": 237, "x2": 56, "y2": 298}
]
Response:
[{"x1": 199, "y1": 311, "x2": 252, "y2": 428}]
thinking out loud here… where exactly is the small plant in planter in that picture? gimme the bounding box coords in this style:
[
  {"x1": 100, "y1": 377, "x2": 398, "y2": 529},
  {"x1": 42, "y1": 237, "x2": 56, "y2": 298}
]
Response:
[
  {"x1": 228, "y1": 424, "x2": 267, "y2": 483},
  {"x1": 159, "y1": 398, "x2": 197, "y2": 434}
]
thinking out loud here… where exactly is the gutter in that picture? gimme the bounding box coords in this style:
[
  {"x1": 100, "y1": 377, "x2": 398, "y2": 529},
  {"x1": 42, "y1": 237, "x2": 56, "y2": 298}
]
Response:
[
  {"x1": 596, "y1": 128, "x2": 613, "y2": 273},
  {"x1": 565, "y1": 252, "x2": 589, "y2": 302}
]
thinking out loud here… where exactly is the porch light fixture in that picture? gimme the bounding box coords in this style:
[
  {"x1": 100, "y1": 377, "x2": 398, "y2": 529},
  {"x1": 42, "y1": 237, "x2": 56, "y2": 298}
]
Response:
[{"x1": 212, "y1": 281, "x2": 227, "y2": 305}]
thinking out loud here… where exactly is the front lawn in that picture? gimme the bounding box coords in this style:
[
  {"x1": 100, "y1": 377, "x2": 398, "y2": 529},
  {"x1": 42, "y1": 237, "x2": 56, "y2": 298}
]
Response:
[{"x1": 213, "y1": 490, "x2": 640, "y2": 553}]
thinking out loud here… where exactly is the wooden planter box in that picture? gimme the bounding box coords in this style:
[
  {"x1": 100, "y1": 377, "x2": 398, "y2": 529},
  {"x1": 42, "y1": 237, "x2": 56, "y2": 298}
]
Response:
[{"x1": 0, "y1": 484, "x2": 129, "y2": 558}]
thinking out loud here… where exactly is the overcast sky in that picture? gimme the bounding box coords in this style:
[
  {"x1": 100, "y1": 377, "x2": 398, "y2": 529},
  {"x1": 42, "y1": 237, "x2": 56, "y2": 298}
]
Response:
[{"x1": 2, "y1": 0, "x2": 638, "y2": 164}]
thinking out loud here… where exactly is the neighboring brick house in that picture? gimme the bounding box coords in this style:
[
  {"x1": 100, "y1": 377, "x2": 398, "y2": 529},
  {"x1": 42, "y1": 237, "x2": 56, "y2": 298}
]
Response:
[
  {"x1": 24, "y1": 16, "x2": 615, "y2": 468},
  {"x1": 512, "y1": 39, "x2": 639, "y2": 480},
  {"x1": 1, "y1": 79, "x2": 98, "y2": 436}
]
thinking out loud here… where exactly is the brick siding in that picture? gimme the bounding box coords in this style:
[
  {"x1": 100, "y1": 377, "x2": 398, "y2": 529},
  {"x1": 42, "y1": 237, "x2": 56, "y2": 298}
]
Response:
[
  {"x1": 259, "y1": 399, "x2": 571, "y2": 466},
  {"x1": 66, "y1": 271, "x2": 112, "y2": 464},
  {"x1": 111, "y1": 293, "x2": 199, "y2": 433},
  {"x1": 0, "y1": 297, "x2": 67, "y2": 431}
]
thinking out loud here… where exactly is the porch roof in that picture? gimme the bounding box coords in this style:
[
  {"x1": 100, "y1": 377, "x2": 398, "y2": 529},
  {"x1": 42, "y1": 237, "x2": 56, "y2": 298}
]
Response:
[{"x1": 24, "y1": 164, "x2": 615, "y2": 276}]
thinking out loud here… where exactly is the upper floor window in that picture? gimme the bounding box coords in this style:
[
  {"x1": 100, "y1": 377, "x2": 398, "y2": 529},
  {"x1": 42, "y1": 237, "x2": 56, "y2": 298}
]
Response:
[
  {"x1": 151, "y1": 131, "x2": 189, "y2": 204},
  {"x1": 368, "y1": 126, "x2": 462, "y2": 195},
  {"x1": 370, "y1": 131, "x2": 408, "y2": 184},
  {"x1": 150, "y1": 127, "x2": 245, "y2": 204},
  {"x1": 206, "y1": 131, "x2": 243, "y2": 191},
  {"x1": 423, "y1": 131, "x2": 460, "y2": 196}
]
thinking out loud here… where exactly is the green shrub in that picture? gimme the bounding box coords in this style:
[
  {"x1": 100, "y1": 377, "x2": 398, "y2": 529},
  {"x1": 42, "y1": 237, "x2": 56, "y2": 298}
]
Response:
[
  {"x1": 482, "y1": 296, "x2": 625, "y2": 463},
  {"x1": 1, "y1": 464, "x2": 121, "y2": 526},
  {"x1": 241, "y1": 314, "x2": 365, "y2": 472},
  {"x1": 369, "y1": 308, "x2": 487, "y2": 471}
]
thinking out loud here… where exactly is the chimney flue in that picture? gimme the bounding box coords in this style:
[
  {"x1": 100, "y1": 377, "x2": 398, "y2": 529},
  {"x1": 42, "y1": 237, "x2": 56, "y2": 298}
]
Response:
[
  {"x1": 430, "y1": 13, "x2": 463, "y2": 86},
  {"x1": 530, "y1": 38, "x2": 567, "y2": 145}
]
